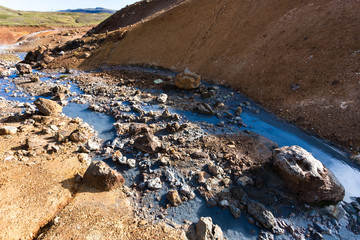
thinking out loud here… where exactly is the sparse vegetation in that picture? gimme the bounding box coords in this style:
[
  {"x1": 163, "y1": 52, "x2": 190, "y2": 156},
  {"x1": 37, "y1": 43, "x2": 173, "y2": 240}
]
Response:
[{"x1": 0, "y1": 5, "x2": 112, "y2": 26}]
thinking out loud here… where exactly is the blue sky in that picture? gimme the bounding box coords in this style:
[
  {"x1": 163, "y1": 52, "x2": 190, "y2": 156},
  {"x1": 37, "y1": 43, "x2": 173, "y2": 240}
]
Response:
[{"x1": 0, "y1": 0, "x2": 139, "y2": 11}]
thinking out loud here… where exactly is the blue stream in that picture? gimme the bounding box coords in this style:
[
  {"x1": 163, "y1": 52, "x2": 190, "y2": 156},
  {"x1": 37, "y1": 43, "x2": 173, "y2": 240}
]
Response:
[{"x1": 1, "y1": 64, "x2": 359, "y2": 239}]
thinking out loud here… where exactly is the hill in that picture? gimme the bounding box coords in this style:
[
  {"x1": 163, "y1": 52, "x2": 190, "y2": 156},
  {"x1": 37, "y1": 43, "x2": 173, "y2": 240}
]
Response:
[
  {"x1": 0, "y1": 5, "x2": 112, "y2": 26},
  {"x1": 89, "y1": 0, "x2": 184, "y2": 34},
  {"x1": 59, "y1": 7, "x2": 116, "y2": 14},
  {"x1": 81, "y1": 0, "x2": 360, "y2": 152}
]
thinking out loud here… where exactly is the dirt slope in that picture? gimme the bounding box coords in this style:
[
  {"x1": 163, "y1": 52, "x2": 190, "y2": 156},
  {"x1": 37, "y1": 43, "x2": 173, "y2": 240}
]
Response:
[
  {"x1": 89, "y1": 0, "x2": 185, "y2": 34},
  {"x1": 0, "y1": 26, "x2": 50, "y2": 45},
  {"x1": 82, "y1": 0, "x2": 360, "y2": 152}
]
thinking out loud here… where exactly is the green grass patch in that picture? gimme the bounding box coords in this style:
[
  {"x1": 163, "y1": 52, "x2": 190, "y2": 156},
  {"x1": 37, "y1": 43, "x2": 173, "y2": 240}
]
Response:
[{"x1": 0, "y1": 5, "x2": 112, "y2": 27}]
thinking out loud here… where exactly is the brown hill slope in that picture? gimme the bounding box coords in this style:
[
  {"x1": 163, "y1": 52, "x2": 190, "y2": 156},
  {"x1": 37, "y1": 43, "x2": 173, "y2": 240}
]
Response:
[
  {"x1": 83, "y1": 0, "x2": 360, "y2": 152},
  {"x1": 89, "y1": 0, "x2": 185, "y2": 34},
  {"x1": 0, "y1": 26, "x2": 50, "y2": 45}
]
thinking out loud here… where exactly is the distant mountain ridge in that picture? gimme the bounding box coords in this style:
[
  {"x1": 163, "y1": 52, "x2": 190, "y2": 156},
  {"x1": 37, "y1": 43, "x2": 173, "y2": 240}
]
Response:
[{"x1": 59, "y1": 7, "x2": 116, "y2": 14}]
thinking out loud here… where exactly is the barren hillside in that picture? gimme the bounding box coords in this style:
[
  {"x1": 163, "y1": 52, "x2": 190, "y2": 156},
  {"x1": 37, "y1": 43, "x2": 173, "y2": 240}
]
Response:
[
  {"x1": 82, "y1": 0, "x2": 360, "y2": 152},
  {"x1": 89, "y1": 0, "x2": 185, "y2": 34}
]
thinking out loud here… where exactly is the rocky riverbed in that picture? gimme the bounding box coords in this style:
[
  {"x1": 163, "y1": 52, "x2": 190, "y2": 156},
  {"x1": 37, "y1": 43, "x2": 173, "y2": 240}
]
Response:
[{"x1": 1, "y1": 54, "x2": 360, "y2": 239}]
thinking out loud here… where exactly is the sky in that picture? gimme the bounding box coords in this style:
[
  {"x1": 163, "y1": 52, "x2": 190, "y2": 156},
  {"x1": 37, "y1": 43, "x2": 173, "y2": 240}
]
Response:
[{"x1": 0, "y1": 0, "x2": 139, "y2": 11}]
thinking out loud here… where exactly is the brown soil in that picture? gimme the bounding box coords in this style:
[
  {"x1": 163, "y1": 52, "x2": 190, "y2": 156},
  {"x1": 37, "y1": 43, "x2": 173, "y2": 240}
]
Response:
[
  {"x1": 0, "y1": 26, "x2": 51, "y2": 45},
  {"x1": 77, "y1": 0, "x2": 360, "y2": 153},
  {"x1": 90, "y1": 0, "x2": 185, "y2": 34},
  {"x1": 38, "y1": 186, "x2": 186, "y2": 240},
  {"x1": 0, "y1": 102, "x2": 90, "y2": 239},
  {"x1": 13, "y1": 27, "x2": 91, "y2": 52}
]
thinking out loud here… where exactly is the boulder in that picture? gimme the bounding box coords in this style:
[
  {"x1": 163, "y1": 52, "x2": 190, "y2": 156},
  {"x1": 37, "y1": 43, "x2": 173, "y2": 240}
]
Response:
[
  {"x1": 174, "y1": 69, "x2": 201, "y2": 90},
  {"x1": 69, "y1": 129, "x2": 89, "y2": 143},
  {"x1": 0, "y1": 126, "x2": 18, "y2": 135},
  {"x1": 83, "y1": 161, "x2": 125, "y2": 191},
  {"x1": 247, "y1": 201, "x2": 277, "y2": 229},
  {"x1": 194, "y1": 217, "x2": 224, "y2": 240},
  {"x1": 167, "y1": 190, "x2": 182, "y2": 206},
  {"x1": 272, "y1": 146, "x2": 345, "y2": 203},
  {"x1": 134, "y1": 133, "x2": 161, "y2": 153},
  {"x1": 34, "y1": 98, "x2": 62, "y2": 116},
  {"x1": 16, "y1": 63, "x2": 32, "y2": 74}
]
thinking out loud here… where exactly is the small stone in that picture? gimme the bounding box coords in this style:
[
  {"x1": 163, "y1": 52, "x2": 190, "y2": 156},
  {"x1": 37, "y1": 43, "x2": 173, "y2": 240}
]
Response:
[
  {"x1": 0, "y1": 126, "x2": 18, "y2": 135},
  {"x1": 78, "y1": 153, "x2": 91, "y2": 165},
  {"x1": 127, "y1": 158, "x2": 136, "y2": 168},
  {"x1": 235, "y1": 106, "x2": 243, "y2": 116},
  {"x1": 162, "y1": 109, "x2": 172, "y2": 118},
  {"x1": 166, "y1": 122, "x2": 181, "y2": 133},
  {"x1": 174, "y1": 69, "x2": 201, "y2": 90},
  {"x1": 78, "y1": 145, "x2": 90, "y2": 153},
  {"x1": 247, "y1": 201, "x2": 277, "y2": 229},
  {"x1": 134, "y1": 133, "x2": 161, "y2": 153},
  {"x1": 167, "y1": 190, "x2": 182, "y2": 206},
  {"x1": 16, "y1": 63, "x2": 32, "y2": 74},
  {"x1": 154, "y1": 79, "x2": 163, "y2": 84},
  {"x1": 82, "y1": 52, "x2": 91, "y2": 58},
  {"x1": 258, "y1": 231, "x2": 274, "y2": 240},
  {"x1": 51, "y1": 85, "x2": 70, "y2": 95},
  {"x1": 25, "y1": 138, "x2": 38, "y2": 150},
  {"x1": 230, "y1": 205, "x2": 241, "y2": 218},
  {"x1": 164, "y1": 169, "x2": 176, "y2": 183},
  {"x1": 112, "y1": 150, "x2": 123, "y2": 162},
  {"x1": 180, "y1": 184, "x2": 192, "y2": 196},
  {"x1": 208, "y1": 163, "x2": 224, "y2": 176},
  {"x1": 157, "y1": 93, "x2": 168, "y2": 104},
  {"x1": 34, "y1": 98, "x2": 62, "y2": 116},
  {"x1": 195, "y1": 103, "x2": 215, "y2": 115},
  {"x1": 147, "y1": 177, "x2": 162, "y2": 190},
  {"x1": 86, "y1": 139, "x2": 101, "y2": 151},
  {"x1": 312, "y1": 232, "x2": 324, "y2": 240},
  {"x1": 219, "y1": 200, "x2": 230, "y2": 208},
  {"x1": 49, "y1": 144, "x2": 60, "y2": 153},
  {"x1": 191, "y1": 151, "x2": 209, "y2": 159},
  {"x1": 236, "y1": 176, "x2": 254, "y2": 187},
  {"x1": 313, "y1": 222, "x2": 331, "y2": 235},
  {"x1": 30, "y1": 75, "x2": 40, "y2": 82}
]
